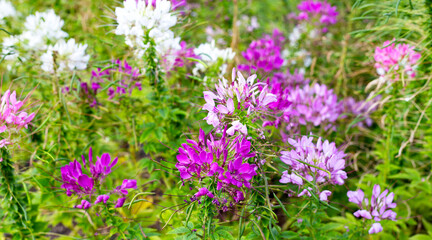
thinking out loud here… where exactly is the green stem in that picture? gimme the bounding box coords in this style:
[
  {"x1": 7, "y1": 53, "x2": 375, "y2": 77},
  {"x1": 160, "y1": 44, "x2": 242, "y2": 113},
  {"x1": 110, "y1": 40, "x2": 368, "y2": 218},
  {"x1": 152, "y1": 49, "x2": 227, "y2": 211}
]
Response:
[{"x1": 0, "y1": 148, "x2": 33, "y2": 238}]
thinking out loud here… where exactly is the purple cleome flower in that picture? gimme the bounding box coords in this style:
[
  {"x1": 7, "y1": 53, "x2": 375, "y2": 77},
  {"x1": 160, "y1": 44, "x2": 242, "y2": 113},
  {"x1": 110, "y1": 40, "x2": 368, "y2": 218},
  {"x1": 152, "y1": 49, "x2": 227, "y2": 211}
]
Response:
[
  {"x1": 172, "y1": 41, "x2": 197, "y2": 68},
  {"x1": 176, "y1": 128, "x2": 257, "y2": 207},
  {"x1": 194, "y1": 187, "x2": 214, "y2": 199},
  {"x1": 92, "y1": 60, "x2": 142, "y2": 99},
  {"x1": 94, "y1": 195, "x2": 110, "y2": 204},
  {"x1": 347, "y1": 184, "x2": 397, "y2": 234},
  {"x1": 115, "y1": 179, "x2": 138, "y2": 195},
  {"x1": 60, "y1": 147, "x2": 137, "y2": 209},
  {"x1": 280, "y1": 135, "x2": 347, "y2": 200},
  {"x1": 75, "y1": 200, "x2": 92, "y2": 209},
  {"x1": 283, "y1": 83, "x2": 342, "y2": 131},
  {"x1": 264, "y1": 69, "x2": 309, "y2": 128},
  {"x1": 295, "y1": 0, "x2": 338, "y2": 33},
  {"x1": 72, "y1": 60, "x2": 142, "y2": 107},
  {"x1": 264, "y1": 70, "x2": 378, "y2": 132},
  {"x1": 238, "y1": 29, "x2": 285, "y2": 73}
]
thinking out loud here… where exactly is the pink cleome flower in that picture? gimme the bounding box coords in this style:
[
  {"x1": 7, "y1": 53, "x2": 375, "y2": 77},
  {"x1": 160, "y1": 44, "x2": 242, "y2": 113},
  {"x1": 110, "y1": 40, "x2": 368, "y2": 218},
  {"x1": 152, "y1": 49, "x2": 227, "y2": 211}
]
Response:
[
  {"x1": 374, "y1": 40, "x2": 421, "y2": 81},
  {"x1": 202, "y1": 69, "x2": 277, "y2": 135},
  {"x1": 0, "y1": 89, "x2": 36, "y2": 148}
]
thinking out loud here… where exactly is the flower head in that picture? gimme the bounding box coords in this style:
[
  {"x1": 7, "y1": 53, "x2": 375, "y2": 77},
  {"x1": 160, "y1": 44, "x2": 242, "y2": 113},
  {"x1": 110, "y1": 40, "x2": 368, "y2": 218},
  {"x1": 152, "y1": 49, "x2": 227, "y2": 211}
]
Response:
[
  {"x1": 347, "y1": 184, "x2": 397, "y2": 234},
  {"x1": 41, "y1": 38, "x2": 89, "y2": 73},
  {"x1": 263, "y1": 70, "x2": 309, "y2": 128},
  {"x1": 238, "y1": 29, "x2": 285, "y2": 73},
  {"x1": 176, "y1": 129, "x2": 257, "y2": 207},
  {"x1": 21, "y1": 9, "x2": 68, "y2": 50},
  {"x1": 283, "y1": 83, "x2": 342, "y2": 131},
  {"x1": 60, "y1": 147, "x2": 136, "y2": 210},
  {"x1": 94, "y1": 195, "x2": 110, "y2": 204},
  {"x1": 295, "y1": 0, "x2": 338, "y2": 32},
  {"x1": 0, "y1": 89, "x2": 36, "y2": 148},
  {"x1": 2, "y1": 9, "x2": 68, "y2": 63},
  {"x1": 280, "y1": 135, "x2": 347, "y2": 199},
  {"x1": 342, "y1": 96, "x2": 380, "y2": 128},
  {"x1": 75, "y1": 200, "x2": 92, "y2": 209},
  {"x1": 0, "y1": 0, "x2": 17, "y2": 23},
  {"x1": 171, "y1": 41, "x2": 197, "y2": 68},
  {"x1": 115, "y1": 0, "x2": 181, "y2": 60},
  {"x1": 374, "y1": 40, "x2": 421, "y2": 82},
  {"x1": 202, "y1": 69, "x2": 277, "y2": 136}
]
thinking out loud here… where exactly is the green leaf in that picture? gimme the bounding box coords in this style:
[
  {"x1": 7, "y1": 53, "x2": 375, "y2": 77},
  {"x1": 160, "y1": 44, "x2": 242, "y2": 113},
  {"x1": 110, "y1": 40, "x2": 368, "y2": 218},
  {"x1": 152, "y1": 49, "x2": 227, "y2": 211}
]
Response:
[
  {"x1": 168, "y1": 227, "x2": 191, "y2": 235},
  {"x1": 216, "y1": 230, "x2": 234, "y2": 240},
  {"x1": 280, "y1": 231, "x2": 299, "y2": 239},
  {"x1": 409, "y1": 234, "x2": 432, "y2": 240},
  {"x1": 422, "y1": 218, "x2": 432, "y2": 236}
]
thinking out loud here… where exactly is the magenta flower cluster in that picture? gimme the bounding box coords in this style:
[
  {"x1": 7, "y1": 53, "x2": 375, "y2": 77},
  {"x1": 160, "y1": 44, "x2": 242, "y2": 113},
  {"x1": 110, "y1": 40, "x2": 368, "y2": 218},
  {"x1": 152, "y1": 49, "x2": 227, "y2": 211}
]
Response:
[
  {"x1": 280, "y1": 135, "x2": 347, "y2": 201},
  {"x1": 238, "y1": 30, "x2": 285, "y2": 73},
  {"x1": 92, "y1": 60, "x2": 142, "y2": 99},
  {"x1": 348, "y1": 184, "x2": 397, "y2": 234},
  {"x1": 0, "y1": 90, "x2": 36, "y2": 148},
  {"x1": 70, "y1": 60, "x2": 142, "y2": 107},
  {"x1": 171, "y1": 41, "x2": 197, "y2": 69},
  {"x1": 176, "y1": 129, "x2": 257, "y2": 207},
  {"x1": 202, "y1": 69, "x2": 277, "y2": 136},
  {"x1": 60, "y1": 147, "x2": 137, "y2": 209},
  {"x1": 374, "y1": 40, "x2": 421, "y2": 81},
  {"x1": 295, "y1": 0, "x2": 338, "y2": 33}
]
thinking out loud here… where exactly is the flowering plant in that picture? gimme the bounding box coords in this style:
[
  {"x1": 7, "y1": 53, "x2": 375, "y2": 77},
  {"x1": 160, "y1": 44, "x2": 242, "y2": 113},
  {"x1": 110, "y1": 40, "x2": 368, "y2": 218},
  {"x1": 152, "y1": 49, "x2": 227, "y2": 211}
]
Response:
[
  {"x1": 60, "y1": 147, "x2": 137, "y2": 209},
  {"x1": 280, "y1": 135, "x2": 347, "y2": 201},
  {"x1": 202, "y1": 69, "x2": 277, "y2": 138},
  {"x1": 348, "y1": 185, "x2": 397, "y2": 234},
  {"x1": 176, "y1": 129, "x2": 257, "y2": 208},
  {"x1": 0, "y1": 89, "x2": 35, "y2": 149},
  {"x1": 374, "y1": 40, "x2": 421, "y2": 83}
]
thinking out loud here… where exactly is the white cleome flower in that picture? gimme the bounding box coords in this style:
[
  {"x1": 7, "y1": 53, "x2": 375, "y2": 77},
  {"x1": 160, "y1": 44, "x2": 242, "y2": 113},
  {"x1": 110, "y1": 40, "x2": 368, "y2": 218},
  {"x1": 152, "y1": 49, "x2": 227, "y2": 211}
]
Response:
[
  {"x1": 115, "y1": 0, "x2": 180, "y2": 59},
  {"x1": 193, "y1": 40, "x2": 236, "y2": 76},
  {"x1": 0, "y1": 0, "x2": 17, "y2": 23},
  {"x1": 41, "y1": 39, "x2": 90, "y2": 73},
  {"x1": 20, "y1": 9, "x2": 68, "y2": 50},
  {"x1": 2, "y1": 9, "x2": 68, "y2": 64}
]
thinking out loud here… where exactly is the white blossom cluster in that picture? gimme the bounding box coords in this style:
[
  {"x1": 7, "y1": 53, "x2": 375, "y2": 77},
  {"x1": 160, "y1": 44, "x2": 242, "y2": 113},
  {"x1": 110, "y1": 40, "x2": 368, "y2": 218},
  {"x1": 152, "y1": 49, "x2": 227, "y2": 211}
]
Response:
[
  {"x1": 21, "y1": 9, "x2": 69, "y2": 50},
  {"x1": 115, "y1": 0, "x2": 181, "y2": 61},
  {"x1": 1, "y1": 9, "x2": 89, "y2": 73},
  {"x1": 0, "y1": 0, "x2": 17, "y2": 24},
  {"x1": 192, "y1": 40, "x2": 236, "y2": 76},
  {"x1": 41, "y1": 39, "x2": 90, "y2": 73}
]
